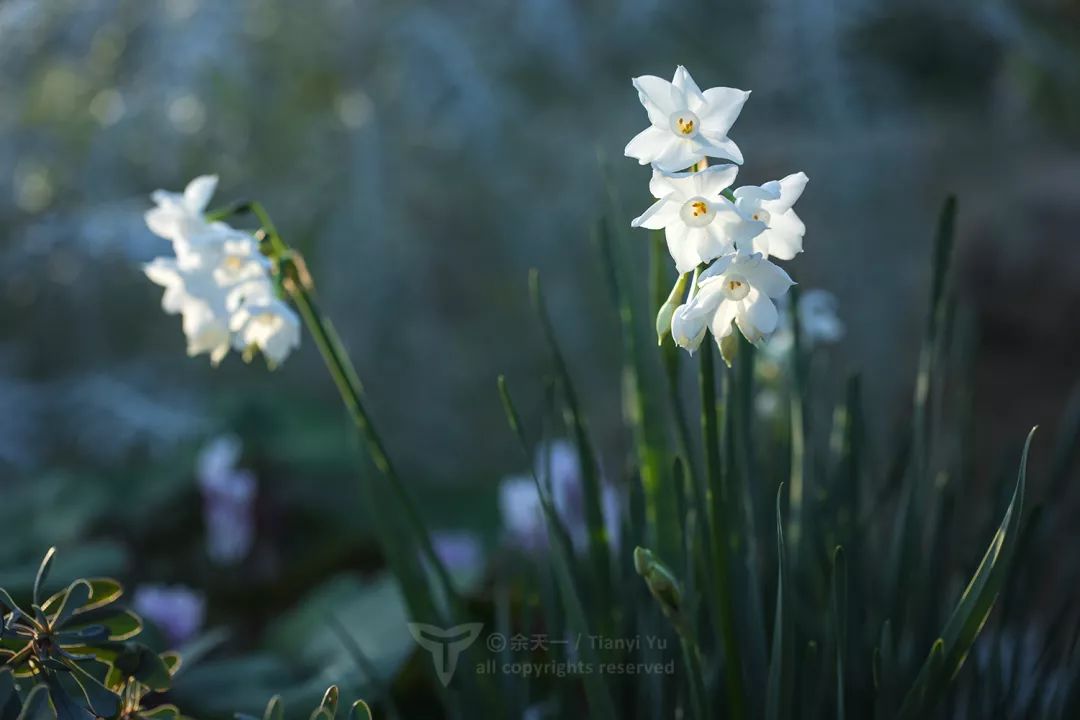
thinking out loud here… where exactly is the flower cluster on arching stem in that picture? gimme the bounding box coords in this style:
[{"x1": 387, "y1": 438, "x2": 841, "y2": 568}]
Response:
[
  {"x1": 626, "y1": 66, "x2": 808, "y2": 360},
  {"x1": 143, "y1": 176, "x2": 300, "y2": 367}
]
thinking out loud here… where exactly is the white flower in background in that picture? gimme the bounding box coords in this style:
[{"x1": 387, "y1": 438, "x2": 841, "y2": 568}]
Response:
[
  {"x1": 143, "y1": 176, "x2": 300, "y2": 367},
  {"x1": 625, "y1": 66, "x2": 750, "y2": 172},
  {"x1": 677, "y1": 253, "x2": 795, "y2": 349},
  {"x1": 499, "y1": 440, "x2": 621, "y2": 554},
  {"x1": 760, "y1": 289, "x2": 845, "y2": 362},
  {"x1": 197, "y1": 435, "x2": 257, "y2": 565},
  {"x1": 133, "y1": 584, "x2": 206, "y2": 646},
  {"x1": 798, "y1": 289, "x2": 844, "y2": 345},
  {"x1": 631, "y1": 164, "x2": 753, "y2": 273},
  {"x1": 727, "y1": 173, "x2": 809, "y2": 260}
]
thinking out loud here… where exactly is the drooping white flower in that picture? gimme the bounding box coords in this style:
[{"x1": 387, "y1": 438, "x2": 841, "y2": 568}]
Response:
[
  {"x1": 228, "y1": 296, "x2": 301, "y2": 367},
  {"x1": 144, "y1": 176, "x2": 299, "y2": 368},
  {"x1": 726, "y1": 173, "x2": 809, "y2": 260},
  {"x1": 625, "y1": 66, "x2": 750, "y2": 173},
  {"x1": 677, "y1": 252, "x2": 795, "y2": 349},
  {"x1": 632, "y1": 164, "x2": 759, "y2": 273}
]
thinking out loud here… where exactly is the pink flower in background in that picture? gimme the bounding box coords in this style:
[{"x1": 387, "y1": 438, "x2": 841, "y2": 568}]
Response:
[
  {"x1": 197, "y1": 435, "x2": 257, "y2": 565},
  {"x1": 498, "y1": 440, "x2": 621, "y2": 555},
  {"x1": 133, "y1": 584, "x2": 206, "y2": 646}
]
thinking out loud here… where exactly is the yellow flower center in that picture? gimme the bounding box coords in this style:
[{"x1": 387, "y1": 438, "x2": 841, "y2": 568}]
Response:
[{"x1": 669, "y1": 110, "x2": 701, "y2": 138}]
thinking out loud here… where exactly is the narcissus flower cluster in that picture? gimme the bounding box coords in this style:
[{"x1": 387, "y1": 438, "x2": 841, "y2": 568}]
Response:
[
  {"x1": 143, "y1": 176, "x2": 300, "y2": 366},
  {"x1": 626, "y1": 66, "x2": 808, "y2": 357}
]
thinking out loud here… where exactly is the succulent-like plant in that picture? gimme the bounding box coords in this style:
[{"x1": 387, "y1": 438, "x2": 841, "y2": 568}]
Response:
[{"x1": 0, "y1": 549, "x2": 159, "y2": 720}]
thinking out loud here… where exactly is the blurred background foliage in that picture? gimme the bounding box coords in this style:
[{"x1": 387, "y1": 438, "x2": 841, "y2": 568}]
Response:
[{"x1": 1, "y1": 0, "x2": 1078, "y2": 716}]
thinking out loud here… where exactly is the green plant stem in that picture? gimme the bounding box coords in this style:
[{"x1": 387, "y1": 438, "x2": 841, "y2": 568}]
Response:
[
  {"x1": 248, "y1": 203, "x2": 459, "y2": 619},
  {"x1": 700, "y1": 342, "x2": 746, "y2": 719}
]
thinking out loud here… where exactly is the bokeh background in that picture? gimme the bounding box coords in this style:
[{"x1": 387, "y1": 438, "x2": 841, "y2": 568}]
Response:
[{"x1": 2, "y1": 0, "x2": 1078, "y2": 714}]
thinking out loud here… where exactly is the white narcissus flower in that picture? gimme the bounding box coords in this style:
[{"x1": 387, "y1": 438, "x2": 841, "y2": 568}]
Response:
[
  {"x1": 625, "y1": 66, "x2": 750, "y2": 173},
  {"x1": 632, "y1": 164, "x2": 755, "y2": 273},
  {"x1": 144, "y1": 176, "x2": 301, "y2": 367},
  {"x1": 229, "y1": 296, "x2": 301, "y2": 367},
  {"x1": 679, "y1": 253, "x2": 795, "y2": 348},
  {"x1": 728, "y1": 173, "x2": 809, "y2": 260}
]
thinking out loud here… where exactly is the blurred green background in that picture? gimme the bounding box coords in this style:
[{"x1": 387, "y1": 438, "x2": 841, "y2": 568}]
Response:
[{"x1": 1, "y1": 0, "x2": 1078, "y2": 715}]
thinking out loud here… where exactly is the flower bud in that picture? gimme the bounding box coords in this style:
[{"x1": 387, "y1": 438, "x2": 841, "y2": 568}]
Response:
[{"x1": 656, "y1": 273, "x2": 690, "y2": 345}]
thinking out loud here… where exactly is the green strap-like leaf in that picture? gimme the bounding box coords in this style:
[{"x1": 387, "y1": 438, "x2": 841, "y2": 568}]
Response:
[
  {"x1": 831, "y1": 547, "x2": 848, "y2": 720},
  {"x1": 765, "y1": 485, "x2": 791, "y2": 720},
  {"x1": 897, "y1": 427, "x2": 1035, "y2": 718}
]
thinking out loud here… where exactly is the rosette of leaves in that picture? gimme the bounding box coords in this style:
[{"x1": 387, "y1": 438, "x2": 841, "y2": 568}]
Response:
[
  {"x1": 103, "y1": 646, "x2": 181, "y2": 720},
  {"x1": 0, "y1": 549, "x2": 145, "y2": 719},
  {"x1": 239, "y1": 686, "x2": 373, "y2": 720}
]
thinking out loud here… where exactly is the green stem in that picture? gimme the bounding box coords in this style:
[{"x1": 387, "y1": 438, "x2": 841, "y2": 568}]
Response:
[
  {"x1": 247, "y1": 203, "x2": 459, "y2": 618},
  {"x1": 700, "y1": 342, "x2": 746, "y2": 719}
]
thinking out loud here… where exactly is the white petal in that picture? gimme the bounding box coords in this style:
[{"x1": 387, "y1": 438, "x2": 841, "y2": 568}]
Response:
[
  {"x1": 714, "y1": 213, "x2": 766, "y2": 254},
  {"x1": 697, "y1": 222, "x2": 735, "y2": 263},
  {"x1": 734, "y1": 181, "x2": 782, "y2": 202},
  {"x1": 697, "y1": 164, "x2": 739, "y2": 197},
  {"x1": 697, "y1": 253, "x2": 736, "y2": 283},
  {"x1": 632, "y1": 198, "x2": 678, "y2": 230},
  {"x1": 698, "y1": 135, "x2": 744, "y2": 165},
  {"x1": 665, "y1": 223, "x2": 701, "y2": 274},
  {"x1": 671, "y1": 304, "x2": 708, "y2": 353},
  {"x1": 745, "y1": 257, "x2": 795, "y2": 298},
  {"x1": 652, "y1": 138, "x2": 704, "y2": 173},
  {"x1": 699, "y1": 88, "x2": 750, "y2": 134},
  {"x1": 764, "y1": 172, "x2": 809, "y2": 214},
  {"x1": 625, "y1": 126, "x2": 672, "y2": 165},
  {"x1": 672, "y1": 66, "x2": 705, "y2": 106},
  {"x1": 754, "y1": 213, "x2": 804, "y2": 260},
  {"x1": 183, "y1": 175, "x2": 219, "y2": 213},
  {"x1": 741, "y1": 289, "x2": 779, "y2": 335},
  {"x1": 649, "y1": 167, "x2": 685, "y2": 199},
  {"x1": 632, "y1": 75, "x2": 678, "y2": 120},
  {"x1": 708, "y1": 299, "x2": 737, "y2": 339}
]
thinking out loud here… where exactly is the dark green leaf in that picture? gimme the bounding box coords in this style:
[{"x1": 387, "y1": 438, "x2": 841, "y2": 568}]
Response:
[
  {"x1": 16, "y1": 685, "x2": 54, "y2": 720},
  {"x1": 318, "y1": 686, "x2": 339, "y2": 718},
  {"x1": 51, "y1": 583, "x2": 92, "y2": 632},
  {"x1": 348, "y1": 700, "x2": 372, "y2": 720},
  {"x1": 33, "y1": 548, "x2": 57, "y2": 609},
  {"x1": 262, "y1": 696, "x2": 283, "y2": 720},
  {"x1": 42, "y1": 580, "x2": 122, "y2": 619}
]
